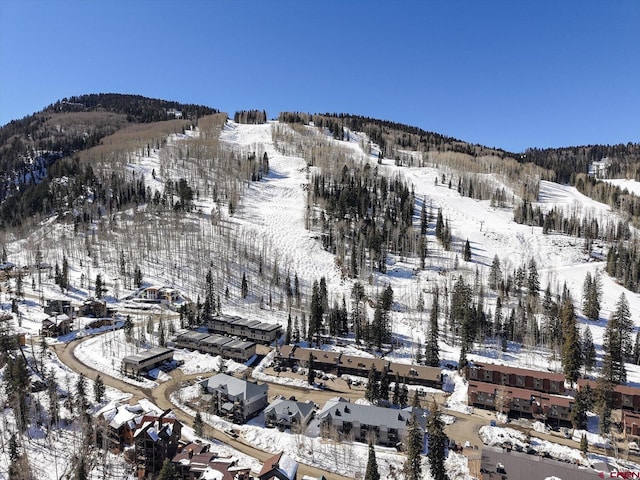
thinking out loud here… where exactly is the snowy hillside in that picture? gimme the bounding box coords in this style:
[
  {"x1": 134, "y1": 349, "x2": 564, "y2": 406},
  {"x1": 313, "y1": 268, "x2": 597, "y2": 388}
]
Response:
[{"x1": 2, "y1": 118, "x2": 640, "y2": 480}]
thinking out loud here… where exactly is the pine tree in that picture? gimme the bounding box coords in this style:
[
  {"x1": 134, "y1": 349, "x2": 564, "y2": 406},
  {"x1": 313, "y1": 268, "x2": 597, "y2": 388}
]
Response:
[
  {"x1": 307, "y1": 352, "x2": 316, "y2": 386},
  {"x1": 241, "y1": 272, "x2": 248, "y2": 298},
  {"x1": 582, "y1": 326, "x2": 596, "y2": 374},
  {"x1": 560, "y1": 294, "x2": 582, "y2": 385},
  {"x1": 425, "y1": 400, "x2": 448, "y2": 480},
  {"x1": 404, "y1": 412, "x2": 425, "y2": 480},
  {"x1": 379, "y1": 369, "x2": 390, "y2": 402},
  {"x1": 582, "y1": 271, "x2": 601, "y2": 321},
  {"x1": 95, "y1": 274, "x2": 105, "y2": 299},
  {"x1": 93, "y1": 374, "x2": 105, "y2": 403},
  {"x1": 602, "y1": 293, "x2": 631, "y2": 384},
  {"x1": 488, "y1": 255, "x2": 502, "y2": 291},
  {"x1": 527, "y1": 258, "x2": 539, "y2": 296},
  {"x1": 157, "y1": 458, "x2": 181, "y2": 480},
  {"x1": 570, "y1": 386, "x2": 589, "y2": 430},
  {"x1": 463, "y1": 239, "x2": 472, "y2": 262},
  {"x1": 365, "y1": 365, "x2": 379, "y2": 403},
  {"x1": 580, "y1": 433, "x2": 588, "y2": 455},
  {"x1": 364, "y1": 441, "x2": 381, "y2": 480},
  {"x1": 425, "y1": 298, "x2": 440, "y2": 367},
  {"x1": 193, "y1": 410, "x2": 204, "y2": 437}
]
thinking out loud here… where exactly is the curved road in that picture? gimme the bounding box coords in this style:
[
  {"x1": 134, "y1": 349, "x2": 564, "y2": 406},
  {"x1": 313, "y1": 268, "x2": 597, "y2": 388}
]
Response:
[{"x1": 51, "y1": 338, "x2": 354, "y2": 480}]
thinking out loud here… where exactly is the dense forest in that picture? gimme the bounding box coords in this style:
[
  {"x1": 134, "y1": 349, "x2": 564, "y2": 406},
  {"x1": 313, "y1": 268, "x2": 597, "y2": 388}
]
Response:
[{"x1": 0, "y1": 94, "x2": 219, "y2": 228}]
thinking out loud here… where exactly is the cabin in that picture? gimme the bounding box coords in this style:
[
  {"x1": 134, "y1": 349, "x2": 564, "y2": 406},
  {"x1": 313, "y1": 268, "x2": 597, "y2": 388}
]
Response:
[
  {"x1": 95, "y1": 402, "x2": 151, "y2": 450},
  {"x1": 41, "y1": 314, "x2": 73, "y2": 337}
]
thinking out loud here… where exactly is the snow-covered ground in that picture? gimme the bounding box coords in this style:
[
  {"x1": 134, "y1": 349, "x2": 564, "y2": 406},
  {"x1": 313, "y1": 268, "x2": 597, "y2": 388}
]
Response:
[{"x1": 3, "y1": 120, "x2": 640, "y2": 479}]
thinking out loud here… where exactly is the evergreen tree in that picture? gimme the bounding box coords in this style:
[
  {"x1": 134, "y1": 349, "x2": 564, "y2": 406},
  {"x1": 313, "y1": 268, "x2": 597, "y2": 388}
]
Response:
[
  {"x1": 488, "y1": 255, "x2": 502, "y2": 291},
  {"x1": 404, "y1": 412, "x2": 425, "y2": 480},
  {"x1": 425, "y1": 400, "x2": 448, "y2": 480},
  {"x1": 582, "y1": 271, "x2": 601, "y2": 321},
  {"x1": 463, "y1": 239, "x2": 472, "y2": 262},
  {"x1": 157, "y1": 458, "x2": 181, "y2": 480},
  {"x1": 364, "y1": 441, "x2": 381, "y2": 480},
  {"x1": 365, "y1": 365, "x2": 379, "y2": 403},
  {"x1": 93, "y1": 374, "x2": 105, "y2": 403},
  {"x1": 527, "y1": 258, "x2": 539, "y2": 296},
  {"x1": 133, "y1": 265, "x2": 143, "y2": 288},
  {"x1": 74, "y1": 456, "x2": 88, "y2": 480},
  {"x1": 193, "y1": 410, "x2": 204, "y2": 437},
  {"x1": 61, "y1": 255, "x2": 69, "y2": 291},
  {"x1": 307, "y1": 352, "x2": 316, "y2": 386},
  {"x1": 379, "y1": 369, "x2": 390, "y2": 402},
  {"x1": 560, "y1": 294, "x2": 582, "y2": 385},
  {"x1": 580, "y1": 433, "x2": 588, "y2": 455},
  {"x1": 95, "y1": 273, "x2": 105, "y2": 299},
  {"x1": 633, "y1": 331, "x2": 640, "y2": 365},
  {"x1": 241, "y1": 272, "x2": 248, "y2": 298},
  {"x1": 425, "y1": 298, "x2": 440, "y2": 367},
  {"x1": 602, "y1": 293, "x2": 631, "y2": 384},
  {"x1": 582, "y1": 326, "x2": 596, "y2": 374},
  {"x1": 570, "y1": 386, "x2": 589, "y2": 430}
]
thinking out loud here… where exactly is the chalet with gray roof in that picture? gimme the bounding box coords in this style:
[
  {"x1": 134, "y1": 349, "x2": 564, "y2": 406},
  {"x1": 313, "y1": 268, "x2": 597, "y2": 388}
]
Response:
[
  {"x1": 264, "y1": 398, "x2": 315, "y2": 431},
  {"x1": 316, "y1": 397, "x2": 427, "y2": 448},
  {"x1": 200, "y1": 373, "x2": 268, "y2": 423}
]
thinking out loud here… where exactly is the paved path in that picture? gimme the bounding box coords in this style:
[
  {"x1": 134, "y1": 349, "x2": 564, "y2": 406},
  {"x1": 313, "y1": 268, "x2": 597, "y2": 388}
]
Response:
[{"x1": 51, "y1": 338, "x2": 354, "y2": 480}]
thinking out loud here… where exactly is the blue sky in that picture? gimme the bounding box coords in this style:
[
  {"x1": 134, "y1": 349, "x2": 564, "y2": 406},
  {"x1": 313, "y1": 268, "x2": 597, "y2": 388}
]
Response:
[{"x1": 1, "y1": 0, "x2": 638, "y2": 152}]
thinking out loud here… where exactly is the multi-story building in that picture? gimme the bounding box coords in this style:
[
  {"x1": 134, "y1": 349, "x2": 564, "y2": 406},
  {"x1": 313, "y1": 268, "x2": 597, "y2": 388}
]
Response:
[
  {"x1": 200, "y1": 373, "x2": 268, "y2": 424},
  {"x1": 468, "y1": 381, "x2": 574, "y2": 426},
  {"x1": 316, "y1": 397, "x2": 426, "y2": 448},
  {"x1": 133, "y1": 409, "x2": 182, "y2": 478},
  {"x1": 207, "y1": 315, "x2": 282, "y2": 344},
  {"x1": 465, "y1": 363, "x2": 566, "y2": 395}
]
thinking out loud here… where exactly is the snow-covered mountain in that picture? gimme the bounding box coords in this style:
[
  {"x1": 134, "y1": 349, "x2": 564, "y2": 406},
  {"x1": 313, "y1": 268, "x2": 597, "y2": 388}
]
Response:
[{"x1": 2, "y1": 105, "x2": 640, "y2": 480}]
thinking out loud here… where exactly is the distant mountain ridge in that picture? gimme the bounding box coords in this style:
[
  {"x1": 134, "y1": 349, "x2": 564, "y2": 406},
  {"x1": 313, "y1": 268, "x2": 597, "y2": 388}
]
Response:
[{"x1": 1, "y1": 93, "x2": 639, "y2": 230}]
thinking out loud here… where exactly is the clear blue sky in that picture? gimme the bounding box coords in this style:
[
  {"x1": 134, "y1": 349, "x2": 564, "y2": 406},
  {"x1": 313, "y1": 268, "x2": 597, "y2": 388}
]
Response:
[{"x1": 1, "y1": 0, "x2": 638, "y2": 152}]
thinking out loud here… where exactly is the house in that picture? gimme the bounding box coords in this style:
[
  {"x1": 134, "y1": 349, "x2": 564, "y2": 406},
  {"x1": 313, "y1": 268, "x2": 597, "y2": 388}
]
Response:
[
  {"x1": 43, "y1": 299, "x2": 74, "y2": 317},
  {"x1": 121, "y1": 347, "x2": 174, "y2": 376},
  {"x1": 200, "y1": 373, "x2": 268, "y2": 423},
  {"x1": 316, "y1": 397, "x2": 427, "y2": 448},
  {"x1": 78, "y1": 297, "x2": 111, "y2": 318},
  {"x1": 465, "y1": 363, "x2": 566, "y2": 395},
  {"x1": 95, "y1": 402, "x2": 152, "y2": 450},
  {"x1": 133, "y1": 409, "x2": 182, "y2": 478},
  {"x1": 258, "y1": 452, "x2": 298, "y2": 480},
  {"x1": 264, "y1": 399, "x2": 315, "y2": 431},
  {"x1": 135, "y1": 286, "x2": 181, "y2": 306},
  {"x1": 41, "y1": 314, "x2": 73, "y2": 337}
]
